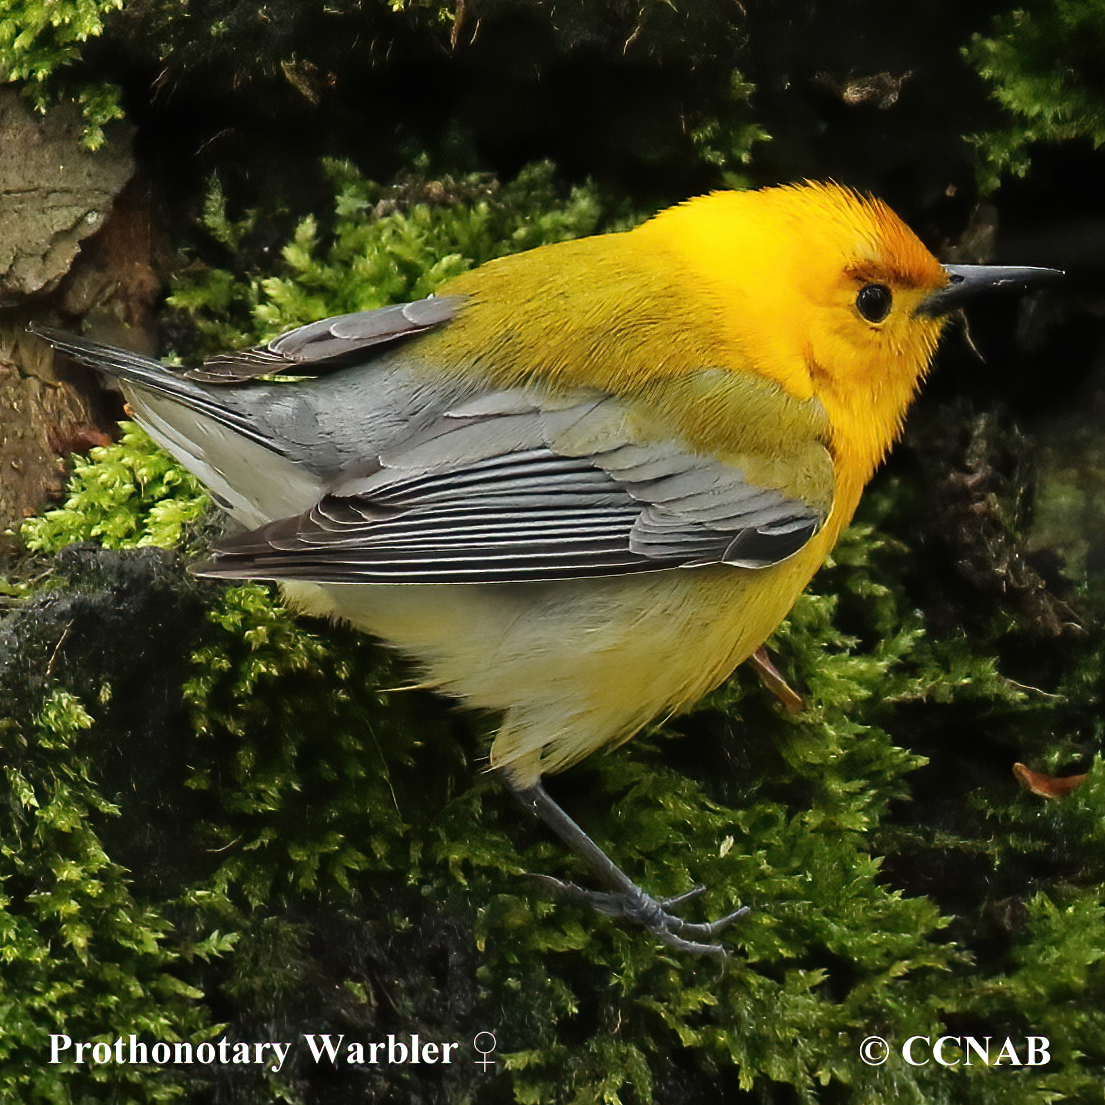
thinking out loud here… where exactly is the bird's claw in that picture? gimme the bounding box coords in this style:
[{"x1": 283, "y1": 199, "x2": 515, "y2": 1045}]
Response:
[{"x1": 531, "y1": 874, "x2": 748, "y2": 956}]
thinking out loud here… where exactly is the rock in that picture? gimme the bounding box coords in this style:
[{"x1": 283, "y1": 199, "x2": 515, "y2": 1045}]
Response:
[{"x1": 0, "y1": 87, "x2": 135, "y2": 304}]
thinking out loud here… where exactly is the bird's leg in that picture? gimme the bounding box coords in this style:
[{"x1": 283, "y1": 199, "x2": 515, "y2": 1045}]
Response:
[{"x1": 503, "y1": 774, "x2": 748, "y2": 955}]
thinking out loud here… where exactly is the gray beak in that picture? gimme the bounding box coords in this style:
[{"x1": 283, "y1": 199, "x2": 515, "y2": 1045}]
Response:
[{"x1": 916, "y1": 263, "x2": 1064, "y2": 317}]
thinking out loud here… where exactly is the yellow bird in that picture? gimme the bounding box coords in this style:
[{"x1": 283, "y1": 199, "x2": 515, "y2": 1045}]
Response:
[{"x1": 31, "y1": 181, "x2": 1059, "y2": 953}]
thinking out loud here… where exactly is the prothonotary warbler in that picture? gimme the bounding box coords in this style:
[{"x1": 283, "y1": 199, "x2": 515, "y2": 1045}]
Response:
[{"x1": 31, "y1": 181, "x2": 1061, "y2": 954}]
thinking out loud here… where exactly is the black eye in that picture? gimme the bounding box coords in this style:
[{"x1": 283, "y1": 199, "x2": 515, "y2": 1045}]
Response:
[{"x1": 856, "y1": 283, "x2": 892, "y2": 323}]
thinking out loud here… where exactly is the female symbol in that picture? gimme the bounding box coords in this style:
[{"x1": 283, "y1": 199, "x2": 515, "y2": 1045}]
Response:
[{"x1": 473, "y1": 1032, "x2": 497, "y2": 1071}]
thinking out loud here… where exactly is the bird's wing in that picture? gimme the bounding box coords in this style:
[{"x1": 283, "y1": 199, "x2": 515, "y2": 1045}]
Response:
[
  {"x1": 186, "y1": 296, "x2": 467, "y2": 382},
  {"x1": 196, "y1": 388, "x2": 833, "y2": 584}
]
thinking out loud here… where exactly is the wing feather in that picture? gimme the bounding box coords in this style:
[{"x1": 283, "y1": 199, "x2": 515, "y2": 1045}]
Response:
[
  {"x1": 197, "y1": 390, "x2": 832, "y2": 584},
  {"x1": 188, "y1": 296, "x2": 466, "y2": 382}
]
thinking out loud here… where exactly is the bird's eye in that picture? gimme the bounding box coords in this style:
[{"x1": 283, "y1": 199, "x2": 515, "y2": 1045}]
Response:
[{"x1": 855, "y1": 283, "x2": 892, "y2": 323}]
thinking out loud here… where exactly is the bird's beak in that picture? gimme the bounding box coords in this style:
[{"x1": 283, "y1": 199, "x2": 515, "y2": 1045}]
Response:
[{"x1": 916, "y1": 263, "x2": 1063, "y2": 318}]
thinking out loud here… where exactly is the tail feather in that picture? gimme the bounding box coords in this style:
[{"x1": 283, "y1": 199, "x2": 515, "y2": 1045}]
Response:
[{"x1": 28, "y1": 324, "x2": 274, "y2": 450}]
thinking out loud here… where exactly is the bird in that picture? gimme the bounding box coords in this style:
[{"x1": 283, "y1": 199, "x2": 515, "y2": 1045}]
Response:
[{"x1": 30, "y1": 181, "x2": 1060, "y2": 954}]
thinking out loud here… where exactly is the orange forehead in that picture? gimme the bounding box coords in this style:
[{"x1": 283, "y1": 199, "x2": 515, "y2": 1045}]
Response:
[{"x1": 783, "y1": 183, "x2": 946, "y2": 290}]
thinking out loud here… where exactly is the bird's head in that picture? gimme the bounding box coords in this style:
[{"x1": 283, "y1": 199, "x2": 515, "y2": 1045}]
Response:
[{"x1": 644, "y1": 181, "x2": 1059, "y2": 478}]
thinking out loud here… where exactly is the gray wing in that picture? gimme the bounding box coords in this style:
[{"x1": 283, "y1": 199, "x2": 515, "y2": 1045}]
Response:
[
  {"x1": 186, "y1": 296, "x2": 466, "y2": 382},
  {"x1": 196, "y1": 391, "x2": 832, "y2": 584}
]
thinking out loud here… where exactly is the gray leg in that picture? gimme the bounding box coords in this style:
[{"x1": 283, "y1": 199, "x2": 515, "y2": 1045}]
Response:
[{"x1": 504, "y1": 774, "x2": 748, "y2": 956}]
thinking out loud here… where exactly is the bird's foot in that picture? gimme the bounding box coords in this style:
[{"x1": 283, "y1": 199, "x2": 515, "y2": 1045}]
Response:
[
  {"x1": 532, "y1": 874, "x2": 748, "y2": 955},
  {"x1": 507, "y1": 776, "x2": 748, "y2": 955}
]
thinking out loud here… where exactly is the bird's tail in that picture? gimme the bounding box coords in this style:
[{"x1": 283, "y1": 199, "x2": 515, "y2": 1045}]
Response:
[
  {"x1": 28, "y1": 324, "x2": 270, "y2": 447},
  {"x1": 29, "y1": 323, "x2": 326, "y2": 527},
  {"x1": 31, "y1": 324, "x2": 197, "y2": 395}
]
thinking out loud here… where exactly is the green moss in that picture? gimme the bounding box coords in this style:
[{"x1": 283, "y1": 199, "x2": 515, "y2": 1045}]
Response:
[
  {"x1": 181, "y1": 581, "x2": 459, "y2": 906},
  {"x1": 966, "y1": 0, "x2": 1105, "y2": 191},
  {"x1": 170, "y1": 159, "x2": 623, "y2": 353},
  {"x1": 20, "y1": 424, "x2": 208, "y2": 555},
  {"x1": 690, "y1": 70, "x2": 771, "y2": 187},
  {"x1": 0, "y1": 689, "x2": 219, "y2": 1102},
  {"x1": 0, "y1": 0, "x2": 125, "y2": 149}
]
